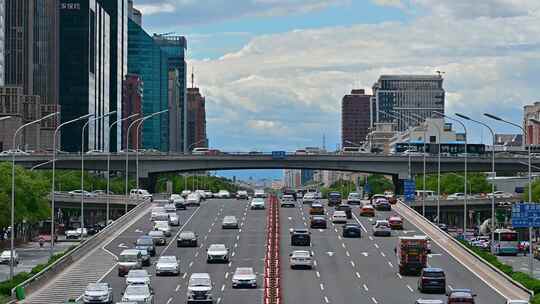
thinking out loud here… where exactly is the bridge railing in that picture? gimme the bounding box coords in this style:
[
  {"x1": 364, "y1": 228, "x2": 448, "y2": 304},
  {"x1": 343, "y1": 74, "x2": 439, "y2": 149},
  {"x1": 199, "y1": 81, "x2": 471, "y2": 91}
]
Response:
[{"x1": 11, "y1": 197, "x2": 151, "y2": 300}]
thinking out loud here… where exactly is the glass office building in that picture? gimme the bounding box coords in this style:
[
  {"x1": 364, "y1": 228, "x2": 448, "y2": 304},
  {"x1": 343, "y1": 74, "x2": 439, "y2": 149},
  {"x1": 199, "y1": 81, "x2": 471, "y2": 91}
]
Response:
[
  {"x1": 59, "y1": 0, "x2": 110, "y2": 152},
  {"x1": 127, "y1": 18, "x2": 169, "y2": 151}
]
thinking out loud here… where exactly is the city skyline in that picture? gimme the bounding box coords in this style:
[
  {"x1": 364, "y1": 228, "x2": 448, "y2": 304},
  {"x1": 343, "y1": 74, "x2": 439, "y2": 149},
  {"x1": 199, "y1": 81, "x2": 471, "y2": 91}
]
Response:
[{"x1": 137, "y1": 0, "x2": 540, "y2": 154}]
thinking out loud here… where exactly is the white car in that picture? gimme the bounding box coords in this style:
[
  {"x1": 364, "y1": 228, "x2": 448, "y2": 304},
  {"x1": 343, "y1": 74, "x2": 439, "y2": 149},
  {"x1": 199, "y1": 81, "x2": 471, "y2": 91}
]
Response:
[
  {"x1": 187, "y1": 273, "x2": 213, "y2": 303},
  {"x1": 65, "y1": 228, "x2": 88, "y2": 239},
  {"x1": 487, "y1": 191, "x2": 513, "y2": 199},
  {"x1": 254, "y1": 189, "x2": 266, "y2": 198},
  {"x1": 153, "y1": 221, "x2": 171, "y2": 237},
  {"x1": 347, "y1": 192, "x2": 362, "y2": 205},
  {"x1": 0, "y1": 250, "x2": 19, "y2": 265},
  {"x1": 236, "y1": 190, "x2": 249, "y2": 199},
  {"x1": 130, "y1": 189, "x2": 153, "y2": 201},
  {"x1": 187, "y1": 193, "x2": 201, "y2": 206},
  {"x1": 331, "y1": 211, "x2": 347, "y2": 224},
  {"x1": 155, "y1": 256, "x2": 179, "y2": 276},
  {"x1": 222, "y1": 216, "x2": 239, "y2": 229},
  {"x1": 181, "y1": 190, "x2": 191, "y2": 198},
  {"x1": 302, "y1": 192, "x2": 316, "y2": 204},
  {"x1": 121, "y1": 284, "x2": 154, "y2": 303},
  {"x1": 250, "y1": 197, "x2": 265, "y2": 210},
  {"x1": 68, "y1": 190, "x2": 95, "y2": 197},
  {"x1": 289, "y1": 250, "x2": 313, "y2": 269},
  {"x1": 169, "y1": 194, "x2": 182, "y2": 203},
  {"x1": 447, "y1": 193, "x2": 465, "y2": 200},
  {"x1": 232, "y1": 267, "x2": 257, "y2": 288},
  {"x1": 204, "y1": 191, "x2": 213, "y2": 198},
  {"x1": 373, "y1": 220, "x2": 391, "y2": 237},
  {"x1": 150, "y1": 207, "x2": 166, "y2": 221},
  {"x1": 217, "y1": 190, "x2": 230, "y2": 198},
  {"x1": 126, "y1": 269, "x2": 151, "y2": 286},
  {"x1": 207, "y1": 244, "x2": 229, "y2": 263}
]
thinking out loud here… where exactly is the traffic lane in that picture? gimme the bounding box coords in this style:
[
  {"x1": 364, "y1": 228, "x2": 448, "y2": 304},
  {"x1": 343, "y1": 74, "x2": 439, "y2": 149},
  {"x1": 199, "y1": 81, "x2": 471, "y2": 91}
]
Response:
[
  {"x1": 172, "y1": 199, "x2": 253, "y2": 304},
  {"x1": 104, "y1": 203, "x2": 198, "y2": 257},
  {"x1": 280, "y1": 203, "x2": 325, "y2": 304},
  {"x1": 353, "y1": 207, "x2": 504, "y2": 304},
  {"x1": 100, "y1": 201, "x2": 209, "y2": 303},
  {"x1": 222, "y1": 200, "x2": 267, "y2": 304}
]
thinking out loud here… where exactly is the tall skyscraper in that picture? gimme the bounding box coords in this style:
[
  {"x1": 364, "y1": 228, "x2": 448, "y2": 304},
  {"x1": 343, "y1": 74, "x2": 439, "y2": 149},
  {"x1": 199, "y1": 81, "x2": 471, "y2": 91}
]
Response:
[
  {"x1": 127, "y1": 18, "x2": 169, "y2": 151},
  {"x1": 3, "y1": 0, "x2": 60, "y2": 150},
  {"x1": 59, "y1": 0, "x2": 111, "y2": 152},
  {"x1": 153, "y1": 34, "x2": 187, "y2": 153},
  {"x1": 98, "y1": 0, "x2": 127, "y2": 152},
  {"x1": 341, "y1": 89, "x2": 371, "y2": 148},
  {"x1": 122, "y1": 73, "x2": 143, "y2": 149},
  {"x1": 524, "y1": 101, "x2": 540, "y2": 146},
  {"x1": 186, "y1": 74, "x2": 207, "y2": 151},
  {"x1": 372, "y1": 75, "x2": 445, "y2": 131}
]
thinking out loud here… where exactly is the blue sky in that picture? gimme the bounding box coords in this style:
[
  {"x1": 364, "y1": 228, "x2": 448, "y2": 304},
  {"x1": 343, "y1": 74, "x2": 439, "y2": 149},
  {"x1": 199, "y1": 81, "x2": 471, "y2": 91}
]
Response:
[{"x1": 135, "y1": 0, "x2": 540, "y2": 180}]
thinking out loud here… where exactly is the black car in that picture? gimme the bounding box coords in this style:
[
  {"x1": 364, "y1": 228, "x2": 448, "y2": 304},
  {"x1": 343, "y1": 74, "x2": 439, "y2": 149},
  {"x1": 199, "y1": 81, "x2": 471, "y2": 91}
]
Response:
[
  {"x1": 310, "y1": 216, "x2": 327, "y2": 229},
  {"x1": 342, "y1": 224, "x2": 361, "y2": 238},
  {"x1": 177, "y1": 231, "x2": 198, "y2": 247},
  {"x1": 291, "y1": 228, "x2": 311, "y2": 246},
  {"x1": 135, "y1": 236, "x2": 156, "y2": 257},
  {"x1": 327, "y1": 192, "x2": 342, "y2": 206},
  {"x1": 175, "y1": 201, "x2": 187, "y2": 210},
  {"x1": 335, "y1": 204, "x2": 352, "y2": 219},
  {"x1": 418, "y1": 267, "x2": 446, "y2": 294}
]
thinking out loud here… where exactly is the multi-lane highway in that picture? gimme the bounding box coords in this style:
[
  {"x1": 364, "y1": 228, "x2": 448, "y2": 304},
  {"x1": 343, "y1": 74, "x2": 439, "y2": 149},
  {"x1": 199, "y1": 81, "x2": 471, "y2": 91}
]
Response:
[
  {"x1": 100, "y1": 197, "x2": 266, "y2": 304},
  {"x1": 280, "y1": 200, "x2": 505, "y2": 304},
  {"x1": 46, "y1": 195, "x2": 514, "y2": 304}
]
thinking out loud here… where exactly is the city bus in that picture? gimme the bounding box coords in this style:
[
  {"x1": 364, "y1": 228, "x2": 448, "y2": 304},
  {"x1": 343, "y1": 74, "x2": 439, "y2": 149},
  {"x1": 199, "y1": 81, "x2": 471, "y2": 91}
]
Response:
[{"x1": 491, "y1": 228, "x2": 519, "y2": 256}]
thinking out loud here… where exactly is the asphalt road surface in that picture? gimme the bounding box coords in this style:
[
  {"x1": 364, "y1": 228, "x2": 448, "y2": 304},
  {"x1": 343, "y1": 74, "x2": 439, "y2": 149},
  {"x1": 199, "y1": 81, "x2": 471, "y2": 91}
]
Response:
[{"x1": 280, "y1": 199, "x2": 505, "y2": 304}]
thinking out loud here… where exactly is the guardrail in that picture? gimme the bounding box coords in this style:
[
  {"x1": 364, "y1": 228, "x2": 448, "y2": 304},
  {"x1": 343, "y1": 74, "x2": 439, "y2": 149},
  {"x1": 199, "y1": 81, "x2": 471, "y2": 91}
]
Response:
[
  {"x1": 397, "y1": 200, "x2": 533, "y2": 300},
  {"x1": 10, "y1": 197, "x2": 152, "y2": 300},
  {"x1": 264, "y1": 195, "x2": 281, "y2": 304}
]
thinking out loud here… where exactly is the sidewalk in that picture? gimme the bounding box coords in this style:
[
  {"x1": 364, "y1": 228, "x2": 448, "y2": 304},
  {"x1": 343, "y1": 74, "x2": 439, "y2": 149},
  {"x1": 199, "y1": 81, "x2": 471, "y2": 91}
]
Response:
[{"x1": 0, "y1": 241, "x2": 77, "y2": 282}]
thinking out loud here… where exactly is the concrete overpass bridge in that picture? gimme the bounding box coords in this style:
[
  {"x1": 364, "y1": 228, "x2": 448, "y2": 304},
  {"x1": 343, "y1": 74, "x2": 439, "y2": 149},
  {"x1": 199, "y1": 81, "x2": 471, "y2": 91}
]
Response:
[{"x1": 2, "y1": 152, "x2": 533, "y2": 190}]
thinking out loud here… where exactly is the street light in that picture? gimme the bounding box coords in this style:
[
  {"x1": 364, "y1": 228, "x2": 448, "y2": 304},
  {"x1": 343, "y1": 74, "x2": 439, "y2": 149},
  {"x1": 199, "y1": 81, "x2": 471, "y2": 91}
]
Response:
[
  {"x1": 188, "y1": 138, "x2": 207, "y2": 152},
  {"x1": 412, "y1": 113, "x2": 442, "y2": 225},
  {"x1": 50, "y1": 113, "x2": 93, "y2": 257},
  {"x1": 135, "y1": 110, "x2": 168, "y2": 189},
  {"x1": 0, "y1": 116, "x2": 12, "y2": 122},
  {"x1": 435, "y1": 111, "x2": 469, "y2": 234},
  {"x1": 80, "y1": 111, "x2": 116, "y2": 233},
  {"x1": 456, "y1": 112, "x2": 496, "y2": 249},
  {"x1": 30, "y1": 160, "x2": 54, "y2": 171},
  {"x1": 484, "y1": 112, "x2": 540, "y2": 275},
  {"x1": 107, "y1": 113, "x2": 139, "y2": 224},
  {"x1": 10, "y1": 112, "x2": 58, "y2": 279}
]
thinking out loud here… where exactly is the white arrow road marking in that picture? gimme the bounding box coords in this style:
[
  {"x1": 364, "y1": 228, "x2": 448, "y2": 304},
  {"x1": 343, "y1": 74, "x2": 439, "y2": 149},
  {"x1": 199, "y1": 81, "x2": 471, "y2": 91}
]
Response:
[
  {"x1": 118, "y1": 243, "x2": 128, "y2": 248},
  {"x1": 327, "y1": 252, "x2": 335, "y2": 257},
  {"x1": 361, "y1": 252, "x2": 369, "y2": 257}
]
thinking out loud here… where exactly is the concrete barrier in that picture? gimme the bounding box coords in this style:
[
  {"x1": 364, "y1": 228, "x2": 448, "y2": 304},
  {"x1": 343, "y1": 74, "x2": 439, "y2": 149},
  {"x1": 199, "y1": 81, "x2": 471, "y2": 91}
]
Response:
[
  {"x1": 396, "y1": 201, "x2": 532, "y2": 301},
  {"x1": 11, "y1": 198, "x2": 151, "y2": 299}
]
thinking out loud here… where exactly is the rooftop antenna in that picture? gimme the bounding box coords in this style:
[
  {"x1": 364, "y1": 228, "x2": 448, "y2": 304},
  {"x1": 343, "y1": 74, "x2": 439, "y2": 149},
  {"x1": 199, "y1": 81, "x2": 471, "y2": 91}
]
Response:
[
  {"x1": 322, "y1": 134, "x2": 326, "y2": 150},
  {"x1": 191, "y1": 66, "x2": 195, "y2": 88}
]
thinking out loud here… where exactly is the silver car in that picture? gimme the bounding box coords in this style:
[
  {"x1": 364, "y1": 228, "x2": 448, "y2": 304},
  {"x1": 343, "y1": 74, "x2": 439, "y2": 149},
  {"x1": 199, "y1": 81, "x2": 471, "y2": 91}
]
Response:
[
  {"x1": 207, "y1": 244, "x2": 229, "y2": 263},
  {"x1": 153, "y1": 221, "x2": 171, "y2": 237},
  {"x1": 155, "y1": 256, "x2": 179, "y2": 276},
  {"x1": 82, "y1": 283, "x2": 113, "y2": 304},
  {"x1": 232, "y1": 267, "x2": 257, "y2": 288},
  {"x1": 148, "y1": 230, "x2": 167, "y2": 246},
  {"x1": 126, "y1": 269, "x2": 151, "y2": 286},
  {"x1": 222, "y1": 216, "x2": 239, "y2": 229},
  {"x1": 289, "y1": 250, "x2": 313, "y2": 269},
  {"x1": 121, "y1": 284, "x2": 154, "y2": 304},
  {"x1": 168, "y1": 213, "x2": 180, "y2": 226}
]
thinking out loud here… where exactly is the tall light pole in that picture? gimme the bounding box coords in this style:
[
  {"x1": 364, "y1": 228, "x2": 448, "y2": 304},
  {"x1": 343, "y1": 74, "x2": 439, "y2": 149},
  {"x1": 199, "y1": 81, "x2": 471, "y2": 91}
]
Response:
[
  {"x1": 412, "y1": 113, "x2": 442, "y2": 225},
  {"x1": 51, "y1": 113, "x2": 93, "y2": 257},
  {"x1": 484, "y1": 113, "x2": 540, "y2": 275},
  {"x1": 435, "y1": 111, "x2": 468, "y2": 233},
  {"x1": 80, "y1": 111, "x2": 116, "y2": 233},
  {"x1": 10, "y1": 112, "x2": 57, "y2": 279},
  {"x1": 107, "y1": 113, "x2": 139, "y2": 224},
  {"x1": 456, "y1": 113, "x2": 496, "y2": 248},
  {"x1": 30, "y1": 160, "x2": 54, "y2": 171},
  {"x1": 135, "y1": 109, "x2": 168, "y2": 189}
]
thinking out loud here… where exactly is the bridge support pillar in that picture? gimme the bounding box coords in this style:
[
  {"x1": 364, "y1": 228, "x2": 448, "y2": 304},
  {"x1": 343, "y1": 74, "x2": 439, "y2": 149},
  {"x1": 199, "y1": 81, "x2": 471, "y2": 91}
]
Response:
[
  {"x1": 139, "y1": 173, "x2": 158, "y2": 193},
  {"x1": 392, "y1": 175, "x2": 403, "y2": 195}
]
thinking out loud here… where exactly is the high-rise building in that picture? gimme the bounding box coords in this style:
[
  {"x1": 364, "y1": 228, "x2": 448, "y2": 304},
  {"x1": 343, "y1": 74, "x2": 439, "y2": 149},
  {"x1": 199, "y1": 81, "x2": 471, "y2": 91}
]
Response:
[
  {"x1": 186, "y1": 80, "x2": 207, "y2": 151},
  {"x1": 153, "y1": 34, "x2": 187, "y2": 153},
  {"x1": 59, "y1": 0, "x2": 111, "y2": 152},
  {"x1": 524, "y1": 102, "x2": 540, "y2": 146},
  {"x1": 98, "y1": 0, "x2": 128, "y2": 152},
  {"x1": 3, "y1": 0, "x2": 60, "y2": 150},
  {"x1": 122, "y1": 73, "x2": 143, "y2": 149},
  {"x1": 341, "y1": 89, "x2": 371, "y2": 148},
  {"x1": 301, "y1": 169, "x2": 314, "y2": 185},
  {"x1": 372, "y1": 75, "x2": 445, "y2": 131},
  {"x1": 127, "y1": 18, "x2": 169, "y2": 151},
  {"x1": 0, "y1": 86, "x2": 40, "y2": 151}
]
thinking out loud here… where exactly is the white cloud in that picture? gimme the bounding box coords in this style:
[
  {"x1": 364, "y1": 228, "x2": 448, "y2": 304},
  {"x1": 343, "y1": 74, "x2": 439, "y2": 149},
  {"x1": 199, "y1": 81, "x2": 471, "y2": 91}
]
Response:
[
  {"x1": 412, "y1": 0, "x2": 540, "y2": 19},
  {"x1": 372, "y1": 0, "x2": 404, "y2": 8},
  {"x1": 191, "y1": 3, "x2": 540, "y2": 150},
  {"x1": 136, "y1": 3, "x2": 176, "y2": 15}
]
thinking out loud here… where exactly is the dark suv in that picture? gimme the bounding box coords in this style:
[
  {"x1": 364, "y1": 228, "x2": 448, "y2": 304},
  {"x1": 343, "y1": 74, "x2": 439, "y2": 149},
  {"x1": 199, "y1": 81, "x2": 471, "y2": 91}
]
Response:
[
  {"x1": 135, "y1": 236, "x2": 156, "y2": 257},
  {"x1": 336, "y1": 204, "x2": 352, "y2": 219},
  {"x1": 418, "y1": 267, "x2": 446, "y2": 294},
  {"x1": 327, "y1": 192, "x2": 342, "y2": 206},
  {"x1": 342, "y1": 224, "x2": 361, "y2": 238},
  {"x1": 310, "y1": 216, "x2": 327, "y2": 229},
  {"x1": 291, "y1": 228, "x2": 311, "y2": 246}
]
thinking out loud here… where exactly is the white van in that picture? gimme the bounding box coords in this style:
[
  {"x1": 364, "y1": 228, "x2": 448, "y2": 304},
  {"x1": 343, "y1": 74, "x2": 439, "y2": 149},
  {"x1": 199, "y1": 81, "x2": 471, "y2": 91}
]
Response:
[
  {"x1": 130, "y1": 189, "x2": 153, "y2": 201},
  {"x1": 192, "y1": 147, "x2": 209, "y2": 155}
]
